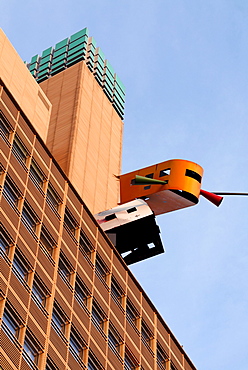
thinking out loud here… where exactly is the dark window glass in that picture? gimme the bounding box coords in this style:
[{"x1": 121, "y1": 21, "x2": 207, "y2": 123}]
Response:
[
  {"x1": 124, "y1": 351, "x2": 137, "y2": 370},
  {"x1": 29, "y1": 160, "x2": 46, "y2": 189},
  {"x1": 141, "y1": 320, "x2": 153, "y2": 348},
  {"x1": 40, "y1": 226, "x2": 56, "y2": 256},
  {"x1": 79, "y1": 230, "x2": 94, "y2": 258},
  {"x1": 108, "y1": 324, "x2": 122, "y2": 354},
  {"x1": 157, "y1": 343, "x2": 168, "y2": 369},
  {"x1": 22, "y1": 201, "x2": 39, "y2": 233},
  {"x1": 69, "y1": 327, "x2": 85, "y2": 361},
  {"x1": 95, "y1": 254, "x2": 109, "y2": 282},
  {"x1": 3, "y1": 175, "x2": 22, "y2": 208},
  {"x1": 51, "y1": 302, "x2": 68, "y2": 335},
  {"x1": 12, "y1": 249, "x2": 30, "y2": 283},
  {"x1": 12, "y1": 135, "x2": 29, "y2": 164},
  {"x1": 75, "y1": 275, "x2": 89, "y2": 307},
  {"x1": 88, "y1": 353, "x2": 103, "y2": 370},
  {"x1": 159, "y1": 168, "x2": 171, "y2": 177},
  {"x1": 64, "y1": 207, "x2": 78, "y2": 235},
  {"x1": 185, "y1": 169, "x2": 202, "y2": 183},
  {"x1": 2, "y1": 304, "x2": 21, "y2": 340},
  {"x1": 91, "y1": 300, "x2": 106, "y2": 331},
  {"x1": 45, "y1": 357, "x2": 59, "y2": 370},
  {"x1": 46, "y1": 184, "x2": 61, "y2": 212},
  {"x1": 111, "y1": 277, "x2": 124, "y2": 306},
  {"x1": 58, "y1": 252, "x2": 73, "y2": 284},
  {"x1": 31, "y1": 274, "x2": 49, "y2": 309},
  {"x1": 0, "y1": 225, "x2": 13, "y2": 255},
  {"x1": 126, "y1": 299, "x2": 139, "y2": 327},
  {"x1": 0, "y1": 110, "x2": 13, "y2": 140},
  {"x1": 23, "y1": 331, "x2": 41, "y2": 366}
]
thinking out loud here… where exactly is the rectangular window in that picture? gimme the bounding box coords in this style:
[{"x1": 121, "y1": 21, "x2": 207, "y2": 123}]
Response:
[
  {"x1": 58, "y1": 251, "x2": 74, "y2": 286},
  {"x1": 157, "y1": 343, "x2": 168, "y2": 369},
  {"x1": 159, "y1": 168, "x2": 171, "y2": 177},
  {"x1": 185, "y1": 168, "x2": 202, "y2": 183},
  {"x1": 2, "y1": 302, "x2": 22, "y2": 341},
  {"x1": 0, "y1": 224, "x2": 13, "y2": 255},
  {"x1": 75, "y1": 274, "x2": 90, "y2": 309},
  {"x1": 46, "y1": 184, "x2": 61, "y2": 212},
  {"x1": 12, "y1": 135, "x2": 29, "y2": 166},
  {"x1": 0, "y1": 110, "x2": 13, "y2": 141},
  {"x1": 51, "y1": 301, "x2": 68, "y2": 336},
  {"x1": 111, "y1": 277, "x2": 124, "y2": 307},
  {"x1": 124, "y1": 349, "x2": 138, "y2": 370},
  {"x1": 69, "y1": 326, "x2": 85, "y2": 362},
  {"x1": 64, "y1": 207, "x2": 78, "y2": 236},
  {"x1": 141, "y1": 320, "x2": 153, "y2": 349},
  {"x1": 91, "y1": 300, "x2": 106, "y2": 333},
  {"x1": 3, "y1": 174, "x2": 22, "y2": 209},
  {"x1": 23, "y1": 330, "x2": 42, "y2": 367},
  {"x1": 88, "y1": 352, "x2": 103, "y2": 370},
  {"x1": 12, "y1": 248, "x2": 31, "y2": 285},
  {"x1": 79, "y1": 229, "x2": 94, "y2": 259},
  {"x1": 95, "y1": 254, "x2": 109, "y2": 283},
  {"x1": 126, "y1": 299, "x2": 139, "y2": 328},
  {"x1": 29, "y1": 159, "x2": 46, "y2": 189},
  {"x1": 31, "y1": 274, "x2": 50, "y2": 311},
  {"x1": 108, "y1": 324, "x2": 122, "y2": 355},
  {"x1": 45, "y1": 357, "x2": 59, "y2": 370},
  {"x1": 40, "y1": 225, "x2": 56, "y2": 257},
  {"x1": 22, "y1": 201, "x2": 40, "y2": 234}
]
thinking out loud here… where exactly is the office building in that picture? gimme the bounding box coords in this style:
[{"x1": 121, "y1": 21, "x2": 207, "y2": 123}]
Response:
[{"x1": 0, "y1": 28, "x2": 197, "y2": 370}]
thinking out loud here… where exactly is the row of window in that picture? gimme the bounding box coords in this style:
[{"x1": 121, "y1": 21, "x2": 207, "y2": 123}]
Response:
[
  {"x1": 1, "y1": 221, "x2": 155, "y2": 341},
  {"x1": 1, "y1": 299, "x2": 139, "y2": 370},
  {"x1": 1, "y1": 227, "x2": 169, "y2": 368},
  {"x1": 2, "y1": 298, "x2": 170, "y2": 370}
]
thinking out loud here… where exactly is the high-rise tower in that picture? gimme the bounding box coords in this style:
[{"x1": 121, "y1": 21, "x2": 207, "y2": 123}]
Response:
[{"x1": 1, "y1": 28, "x2": 197, "y2": 370}]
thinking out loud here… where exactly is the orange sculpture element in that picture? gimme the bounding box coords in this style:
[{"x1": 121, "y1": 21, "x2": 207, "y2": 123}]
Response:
[{"x1": 119, "y1": 159, "x2": 204, "y2": 216}]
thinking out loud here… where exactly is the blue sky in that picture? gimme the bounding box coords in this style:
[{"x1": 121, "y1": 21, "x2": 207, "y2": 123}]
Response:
[{"x1": 2, "y1": 1, "x2": 248, "y2": 369}]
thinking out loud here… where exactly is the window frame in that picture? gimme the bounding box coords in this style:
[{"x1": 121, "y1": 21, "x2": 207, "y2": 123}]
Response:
[
  {"x1": 126, "y1": 299, "x2": 139, "y2": 328},
  {"x1": 64, "y1": 207, "x2": 79, "y2": 236},
  {"x1": 29, "y1": 159, "x2": 47, "y2": 190},
  {"x1": 0, "y1": 110, "x2": 13, "y2": 142},
  {"x1": 0, "y1": 224, "x2": 14, "y2": 256},
  {"x1": 157, "y1": 342, "x2": 169, "y2": 369},
  {"x1": 12, "y1": 248, "x2": 31, "y2": 286},
  {"x1": 3, "y1": 174, "x2": 22, "y2": 210},
  {"x1": 23, "y1": 329, "x2": 42, "y2": 367},
  {"x1": 12, "y1": 134, "x2": 29, "y2": 166},
  {"x1": 108, "y1": 323, "x2": 122, "y2": 356},
  {"x1": 40, "y1": 225, "x2": 56, "y2": 258},
  {"x1": 31, "y1": 273, "x2": 50, "y2": 311},
  {"x1": 79, "y1": 229, "x2": 94, "y2": 261},
  {"x1": 111, "y1": 276, "x2": 124, "y2": 307},
  {"x1": 46, "y1": 183, "x2": 61, "y2": 213},
  {"x1": 91, "y1": 299, "x2": 107, "y2": 334},
  {"x1": 75, "y1": 274, "x2": 90, "y2": 310},
  {"x1": 69, "y1": 325, "x2": 86, "y2": 362},
  {"x1": 141, "y1": 319, "x2": 153, "y2": 349},
  {"x1": 22, "y1": 200, "x2": 40, "y2": 235},
  {"x1": 58, "y1": 251, "x2": 74, "y2": 286},
  {"x1": 95, "y1": 253, "x2": 109, "y2": 283},
  {"x1": 2, "y1": 302, "x2": 22, "y2": 341},
  {"x1": 124, "y1": 349, "x2": 138, "y2": 370},
  {"x1": 87, "y1": 352, "x2": 104, "y2": 370},
  {"x1": 51, "y1": 301, "x2": 69, "y2": 337}
]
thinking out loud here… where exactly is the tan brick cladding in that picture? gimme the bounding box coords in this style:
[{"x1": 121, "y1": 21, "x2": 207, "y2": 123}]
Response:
[{"x1": 40, "y1": 62, "x2": 123, "y2": 214}]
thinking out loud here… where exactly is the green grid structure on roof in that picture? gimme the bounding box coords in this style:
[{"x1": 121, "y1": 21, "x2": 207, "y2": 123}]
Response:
[{"x1": 26, "y1": 28, "x2": 125, "y2": 119}]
